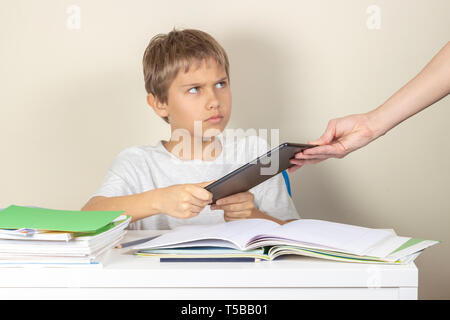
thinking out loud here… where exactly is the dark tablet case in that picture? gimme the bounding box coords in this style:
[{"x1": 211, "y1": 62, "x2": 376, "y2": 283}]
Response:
[{"x1": 205, "y1": 142, "x2": 315, "y2": 204}]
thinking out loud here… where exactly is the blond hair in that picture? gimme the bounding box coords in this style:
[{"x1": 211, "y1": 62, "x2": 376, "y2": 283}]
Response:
[{"x1": 143, "y1": 28, "x2": 230, "y2": 123}]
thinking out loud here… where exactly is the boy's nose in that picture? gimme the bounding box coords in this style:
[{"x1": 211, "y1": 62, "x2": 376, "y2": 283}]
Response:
[
  {"x1": 205, "y1": 91, "x2": 220, "y2": 109},
  {"x1": 207, "y1": 101, "x2": 220, "y2": 110}
]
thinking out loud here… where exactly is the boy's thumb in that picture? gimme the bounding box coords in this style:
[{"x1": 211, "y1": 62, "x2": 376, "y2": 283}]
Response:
[{"x1": 197, "y1": 180, "x2": 216, "y2": 188}]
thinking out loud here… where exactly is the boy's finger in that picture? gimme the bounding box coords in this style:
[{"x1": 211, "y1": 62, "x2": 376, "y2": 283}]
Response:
[
  {"x1": 189, "y1": 196, "x2": 210, "y2": 207},
  {"x1": 216, "y1": 192, "x2": 252, "y2": 206},
  {"x1": 189, "y1": 204, "x2": 204, "y2": 214},
  {"x1": 216, "y1": 202, "x2": 253, "y2": 212},
  {"x1": 189, "y1": 182, "x2": 212, "y2": 201},
  {"x1": 189, "y1": 187, "x2": 212, "y2": 201},
  {"x1": 196, "y1": 180, "x2": 216, "y2": 188},
  {"x1": 224, "y1": 216, "x2": 245, "y2": 222},
  {"x1": 224, "y1": 210, "x2": 252, "y2": 218}
]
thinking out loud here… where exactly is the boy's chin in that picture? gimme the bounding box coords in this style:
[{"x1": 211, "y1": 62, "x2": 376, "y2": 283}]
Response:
[
  {"x1": 191, "y1": 130, "x2": 223, "y2": 141},
  {"x1": 202, "y1": 131, "x2": 223, "y2": 140}
]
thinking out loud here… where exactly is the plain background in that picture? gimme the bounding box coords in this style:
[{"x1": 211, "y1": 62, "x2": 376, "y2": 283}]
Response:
[{"x1": 0, "y1": 0, "x2": 449, "y2": 299}]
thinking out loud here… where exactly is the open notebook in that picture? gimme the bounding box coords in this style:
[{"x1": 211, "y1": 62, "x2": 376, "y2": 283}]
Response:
[{"x1": 132, "y1": 219, "x2": 439, "y2": 264}]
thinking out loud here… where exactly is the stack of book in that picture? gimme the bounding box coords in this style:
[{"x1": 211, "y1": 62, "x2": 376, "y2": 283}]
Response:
[
  {"x1": 0, "y1": 205, "x2": 130, "y2": 267},
  {"x1": 132, "y1": 218, "x2": 439, "y2": 264}
]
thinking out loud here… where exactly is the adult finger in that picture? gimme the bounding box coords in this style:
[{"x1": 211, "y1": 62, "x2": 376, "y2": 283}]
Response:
[
  {"x1": 289, "y1": 159, "x2": 324, "y2": 167},
  {"x1": 287, "y1": 165, "x2": 303, "y2": 173},
  {"x1": 294, "y1": 153, "x2": 330, "y2": 160},
  {"x1": 299, "y1": 144, "x2": 340, "y2": 157},
  {"x1": 309, "y1": 119, "x2": 338, "y2": 145}
]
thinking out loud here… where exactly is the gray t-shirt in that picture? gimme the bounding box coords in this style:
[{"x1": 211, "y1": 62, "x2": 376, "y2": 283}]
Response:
[{"x1": 90, "y1": 134, "x2": 300, "y2": 230}]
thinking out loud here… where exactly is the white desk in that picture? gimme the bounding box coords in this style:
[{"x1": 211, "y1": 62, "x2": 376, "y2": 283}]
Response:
[{"x1": 0, "y1": 230, "x2": 418, "y2": 300}]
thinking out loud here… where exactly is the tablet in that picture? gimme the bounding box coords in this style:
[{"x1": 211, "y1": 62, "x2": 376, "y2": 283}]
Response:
[{"x1": 205, "y1": 142, "x2": 316, "y2": 204}]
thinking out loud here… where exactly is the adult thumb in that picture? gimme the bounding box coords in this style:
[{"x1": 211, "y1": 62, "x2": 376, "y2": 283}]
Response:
[{"x1": 310, "y1": 122, "x2": 336, "y2": 145}]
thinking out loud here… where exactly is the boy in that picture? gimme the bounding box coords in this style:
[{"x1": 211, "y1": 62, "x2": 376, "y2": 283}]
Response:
[{"x1": 82, "y1": 28, "x2": 299, "y2": 230}]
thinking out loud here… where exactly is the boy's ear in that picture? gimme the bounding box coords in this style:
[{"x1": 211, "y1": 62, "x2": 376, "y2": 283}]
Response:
[{"x1": 147, "y1": 93, "x2": 169, "y2": 119}]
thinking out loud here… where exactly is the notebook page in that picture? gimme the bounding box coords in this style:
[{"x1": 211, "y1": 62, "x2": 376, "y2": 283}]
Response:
[
  {"x1": 143, "y1": 239, "x2": 243, "y2": 250},
  {"x1": 249, "y1": 219, "x2": 393, "y2": 255},
  {"x1": 363, "y1": 234, "x2": 410, "y2": 258},
  {"x1": 133, "y1": 219, "x2": 279, "y2": 250},
  {"x1": 385, "y1": 239, "x2": 440, "y2": 261}
]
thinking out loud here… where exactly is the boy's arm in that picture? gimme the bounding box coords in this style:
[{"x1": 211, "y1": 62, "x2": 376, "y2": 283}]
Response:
[
  {"x1": 82, "y1": 189, "x2": 162, "y2": 222},
  {"x1": 82, "y1": 181, "x2": 213, "y2": 223},
  {"x1": 250, "y1": 208, "x2": 296, "y2": 225}
]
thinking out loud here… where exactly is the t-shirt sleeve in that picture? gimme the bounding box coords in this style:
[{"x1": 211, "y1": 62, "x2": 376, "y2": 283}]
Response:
[
  {"x1": 248, "y1": 136, "x2": 300, "y2": 221},
  {"x1": 89, "y1": 148, "x2": 150, "y2": 199}
]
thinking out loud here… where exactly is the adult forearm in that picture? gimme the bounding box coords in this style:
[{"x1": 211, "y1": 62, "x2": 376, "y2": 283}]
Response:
[{"x1": 368, "y1": 41, "x2": 450, "y2": 138}]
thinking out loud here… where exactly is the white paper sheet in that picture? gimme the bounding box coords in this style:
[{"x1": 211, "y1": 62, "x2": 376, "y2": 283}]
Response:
[
  {"x1": 133, "y1": 219, "x2": 279, "y2": 250},
  {"x1": 247, "y1": 219, "x2": 393, "y2": 255}
]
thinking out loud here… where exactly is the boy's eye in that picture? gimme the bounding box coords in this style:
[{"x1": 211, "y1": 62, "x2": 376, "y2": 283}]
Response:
[
  {"x1": 216, "y1": 81, "x2": 227, "y2": 88},
  {"x1": 187, "y1": 81, "x2": 227, "y2": 94},
  {"x1": 188, "y1": 87, "x2": 199, "y2": 94}
]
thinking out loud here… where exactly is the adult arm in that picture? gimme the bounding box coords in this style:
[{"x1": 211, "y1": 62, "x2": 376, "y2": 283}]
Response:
[{"x1": 289, "y1": 41, "x2": 450, "y2": 172}]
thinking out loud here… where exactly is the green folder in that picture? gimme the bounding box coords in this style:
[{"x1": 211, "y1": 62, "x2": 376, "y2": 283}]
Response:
[{"x1": 0, "y1": 205, "x2": 124, "y2": 232}]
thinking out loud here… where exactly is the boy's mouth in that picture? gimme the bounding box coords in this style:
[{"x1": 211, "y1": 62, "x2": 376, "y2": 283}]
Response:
[{"x1": 205, "y1": 115, "x2": 223, "y2": 124}]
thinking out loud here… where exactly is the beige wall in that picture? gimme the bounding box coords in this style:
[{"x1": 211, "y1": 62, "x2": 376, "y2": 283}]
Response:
[{"x1": 0, "y1": 0, "x2": 449, "y2": 299}]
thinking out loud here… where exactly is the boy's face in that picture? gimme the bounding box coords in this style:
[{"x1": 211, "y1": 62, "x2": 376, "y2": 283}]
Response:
[{"x1": 152, "y1": 57, "x2": 231, "y2": 139}]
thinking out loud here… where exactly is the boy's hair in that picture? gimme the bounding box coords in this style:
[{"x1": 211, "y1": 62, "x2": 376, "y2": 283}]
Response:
[{"x1": 143, "y1": 28, "x2": 230, "y2": 123}]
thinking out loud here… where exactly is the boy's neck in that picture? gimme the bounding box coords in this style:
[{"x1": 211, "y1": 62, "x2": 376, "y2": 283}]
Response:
[{"x1": 162, "y1": 135, "x2": 222, "y2": 161}]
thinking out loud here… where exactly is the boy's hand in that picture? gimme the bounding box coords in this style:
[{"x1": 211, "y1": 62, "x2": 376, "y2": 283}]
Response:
[
  {"x1": 157, "y1": 181, "x2": 214, "y2": 219},
  {"x1": 211, "y1": 191, "x2": 255, "y2": 222}
]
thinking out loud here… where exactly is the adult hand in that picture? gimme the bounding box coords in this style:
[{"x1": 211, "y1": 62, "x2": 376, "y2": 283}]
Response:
[
  {"x1": 288, "y1": 113, "x2": 377, "y2": 173},
  {"x1": 288, "y1": 42, "x2": 450, "y2": 174}
]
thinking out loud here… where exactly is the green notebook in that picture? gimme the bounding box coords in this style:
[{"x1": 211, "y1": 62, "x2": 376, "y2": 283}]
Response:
[{"x1": 0, "y1": 205, "x2": 124, "y2": 232}]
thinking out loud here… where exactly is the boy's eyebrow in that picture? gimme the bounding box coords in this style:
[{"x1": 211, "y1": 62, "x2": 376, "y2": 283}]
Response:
[{"x1": 180, "y1": 76, "x2": 228, "y2": 87}]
